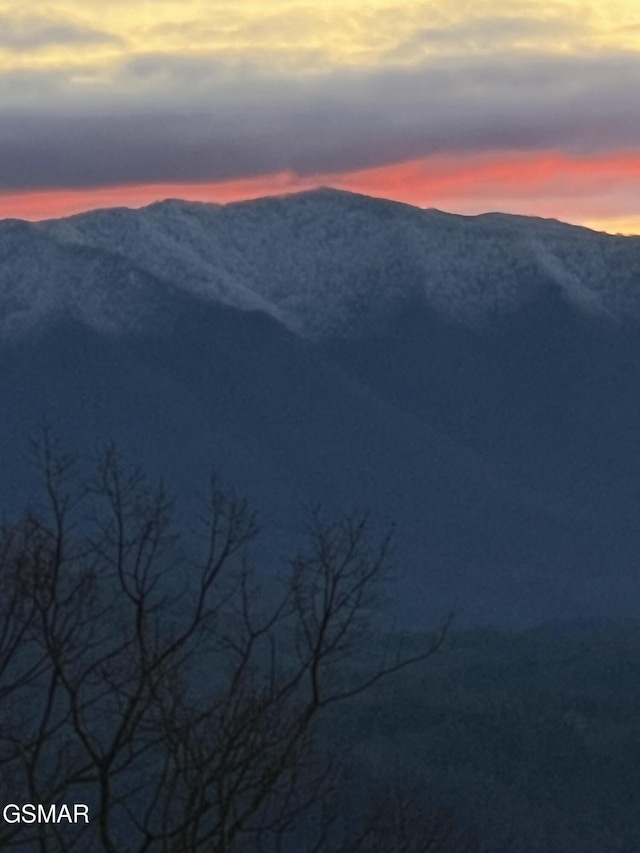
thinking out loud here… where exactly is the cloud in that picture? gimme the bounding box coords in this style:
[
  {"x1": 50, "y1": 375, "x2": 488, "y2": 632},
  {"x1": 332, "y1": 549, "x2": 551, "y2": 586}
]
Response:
[
  {"x1": 0, "y1": 49, "x2": 638, "y2": 191},
  {"x1": 0, "y1": 14, "x2": 122, "y2": 51},
  {"x1": 392, "y1": 11, "x2": 586, "y2": 57}
]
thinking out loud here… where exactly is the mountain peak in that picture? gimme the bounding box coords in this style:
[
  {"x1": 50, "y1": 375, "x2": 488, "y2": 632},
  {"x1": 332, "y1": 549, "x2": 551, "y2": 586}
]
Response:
[{"x1": 1, "y1": 189, "x2": 640, "y2": 341}]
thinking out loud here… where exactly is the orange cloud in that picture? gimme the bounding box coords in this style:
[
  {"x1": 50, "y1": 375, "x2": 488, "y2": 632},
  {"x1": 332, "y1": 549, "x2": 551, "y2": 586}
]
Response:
[{"x1": 2, "y1": 150, "x2": 640, "y2": 234}]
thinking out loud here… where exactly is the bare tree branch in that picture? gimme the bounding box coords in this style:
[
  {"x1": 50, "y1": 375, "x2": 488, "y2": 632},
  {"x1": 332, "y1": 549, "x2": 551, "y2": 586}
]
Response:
[{"x1": 0, "y1": 435, "x2": 459, "y2": 853}]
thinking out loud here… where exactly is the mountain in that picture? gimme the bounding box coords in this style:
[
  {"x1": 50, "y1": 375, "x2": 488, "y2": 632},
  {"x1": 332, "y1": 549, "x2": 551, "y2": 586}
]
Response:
[{"x1": 2, "y1": 189, "x2": 640, "y2": 627}]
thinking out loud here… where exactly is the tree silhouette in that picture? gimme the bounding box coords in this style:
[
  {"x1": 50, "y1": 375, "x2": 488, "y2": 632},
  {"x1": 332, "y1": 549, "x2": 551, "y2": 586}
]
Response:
[{"x1": 0, "y1": 433, "x2": 453, "y2": 852}]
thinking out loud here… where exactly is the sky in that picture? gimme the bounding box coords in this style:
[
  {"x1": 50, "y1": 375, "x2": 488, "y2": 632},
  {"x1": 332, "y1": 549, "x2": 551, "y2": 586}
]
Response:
[{"x1": 1, "y1": 0, "x2": 639, "y2": 233}]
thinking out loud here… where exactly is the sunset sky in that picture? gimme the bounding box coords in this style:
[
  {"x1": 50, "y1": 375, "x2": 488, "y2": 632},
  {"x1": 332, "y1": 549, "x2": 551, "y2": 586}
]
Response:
[{"x1": 1, "y1": 0, "x2": 640, "y2": 232}]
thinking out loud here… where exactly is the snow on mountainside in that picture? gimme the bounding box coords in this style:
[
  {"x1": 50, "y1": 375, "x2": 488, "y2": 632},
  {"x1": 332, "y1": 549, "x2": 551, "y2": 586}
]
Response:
[
  {"x1": 1, "y1": 189, "x2": 640, "y2": 339},
  {"x1": 2, "y1": 189, "x2": 640, "y2": 626}
]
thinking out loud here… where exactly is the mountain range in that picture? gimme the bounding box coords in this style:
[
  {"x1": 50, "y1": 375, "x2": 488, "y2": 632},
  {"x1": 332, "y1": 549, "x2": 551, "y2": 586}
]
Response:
[{"x1": 2, "y1": 188, "x2": 640, "y2": 627}]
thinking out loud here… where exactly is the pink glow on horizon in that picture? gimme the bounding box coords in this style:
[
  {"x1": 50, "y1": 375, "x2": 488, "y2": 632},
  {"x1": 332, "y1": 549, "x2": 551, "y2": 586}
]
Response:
[
  {"x1": 2, "y1": 150, "x2": 640, "y2": 233},
  {"x1": 0, "y1": 173, "x2": 315, "y2": 221}
]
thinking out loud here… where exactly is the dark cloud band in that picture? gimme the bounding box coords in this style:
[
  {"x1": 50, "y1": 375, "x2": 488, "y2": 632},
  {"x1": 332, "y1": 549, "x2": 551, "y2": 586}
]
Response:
[{"x1": 1, "y1": 51, "x2": 638, "y2": 190}]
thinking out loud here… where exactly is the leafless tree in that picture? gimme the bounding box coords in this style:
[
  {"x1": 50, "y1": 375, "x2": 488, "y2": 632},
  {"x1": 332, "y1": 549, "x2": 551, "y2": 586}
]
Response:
[{"x1": 0, "y1": 432, "x2": 452, "y2": 853}]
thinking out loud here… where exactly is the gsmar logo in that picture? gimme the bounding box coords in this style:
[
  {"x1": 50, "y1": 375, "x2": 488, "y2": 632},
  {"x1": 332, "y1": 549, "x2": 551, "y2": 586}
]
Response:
[{"x1": 2, "y1": 804, "x2": 89, "y2": 824}]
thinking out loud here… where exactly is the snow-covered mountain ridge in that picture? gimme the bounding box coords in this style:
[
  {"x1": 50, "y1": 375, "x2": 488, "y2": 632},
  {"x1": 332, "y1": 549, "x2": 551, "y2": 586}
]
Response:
[
  {"x1": 1, "y1": 189, "x2": 639, "y2": 339},
  {"x1": 2, "y1": 189, "x2": 640, "y2": 626}
]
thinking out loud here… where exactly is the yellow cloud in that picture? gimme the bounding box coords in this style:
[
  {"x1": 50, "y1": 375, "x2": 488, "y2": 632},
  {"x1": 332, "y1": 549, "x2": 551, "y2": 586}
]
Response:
[
  {"x1": 0, "y1": 1, "x2": 637, "y2": 73},
  {"x1": 0, "y1": 0, "x2": 638, "y2": 85}
]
